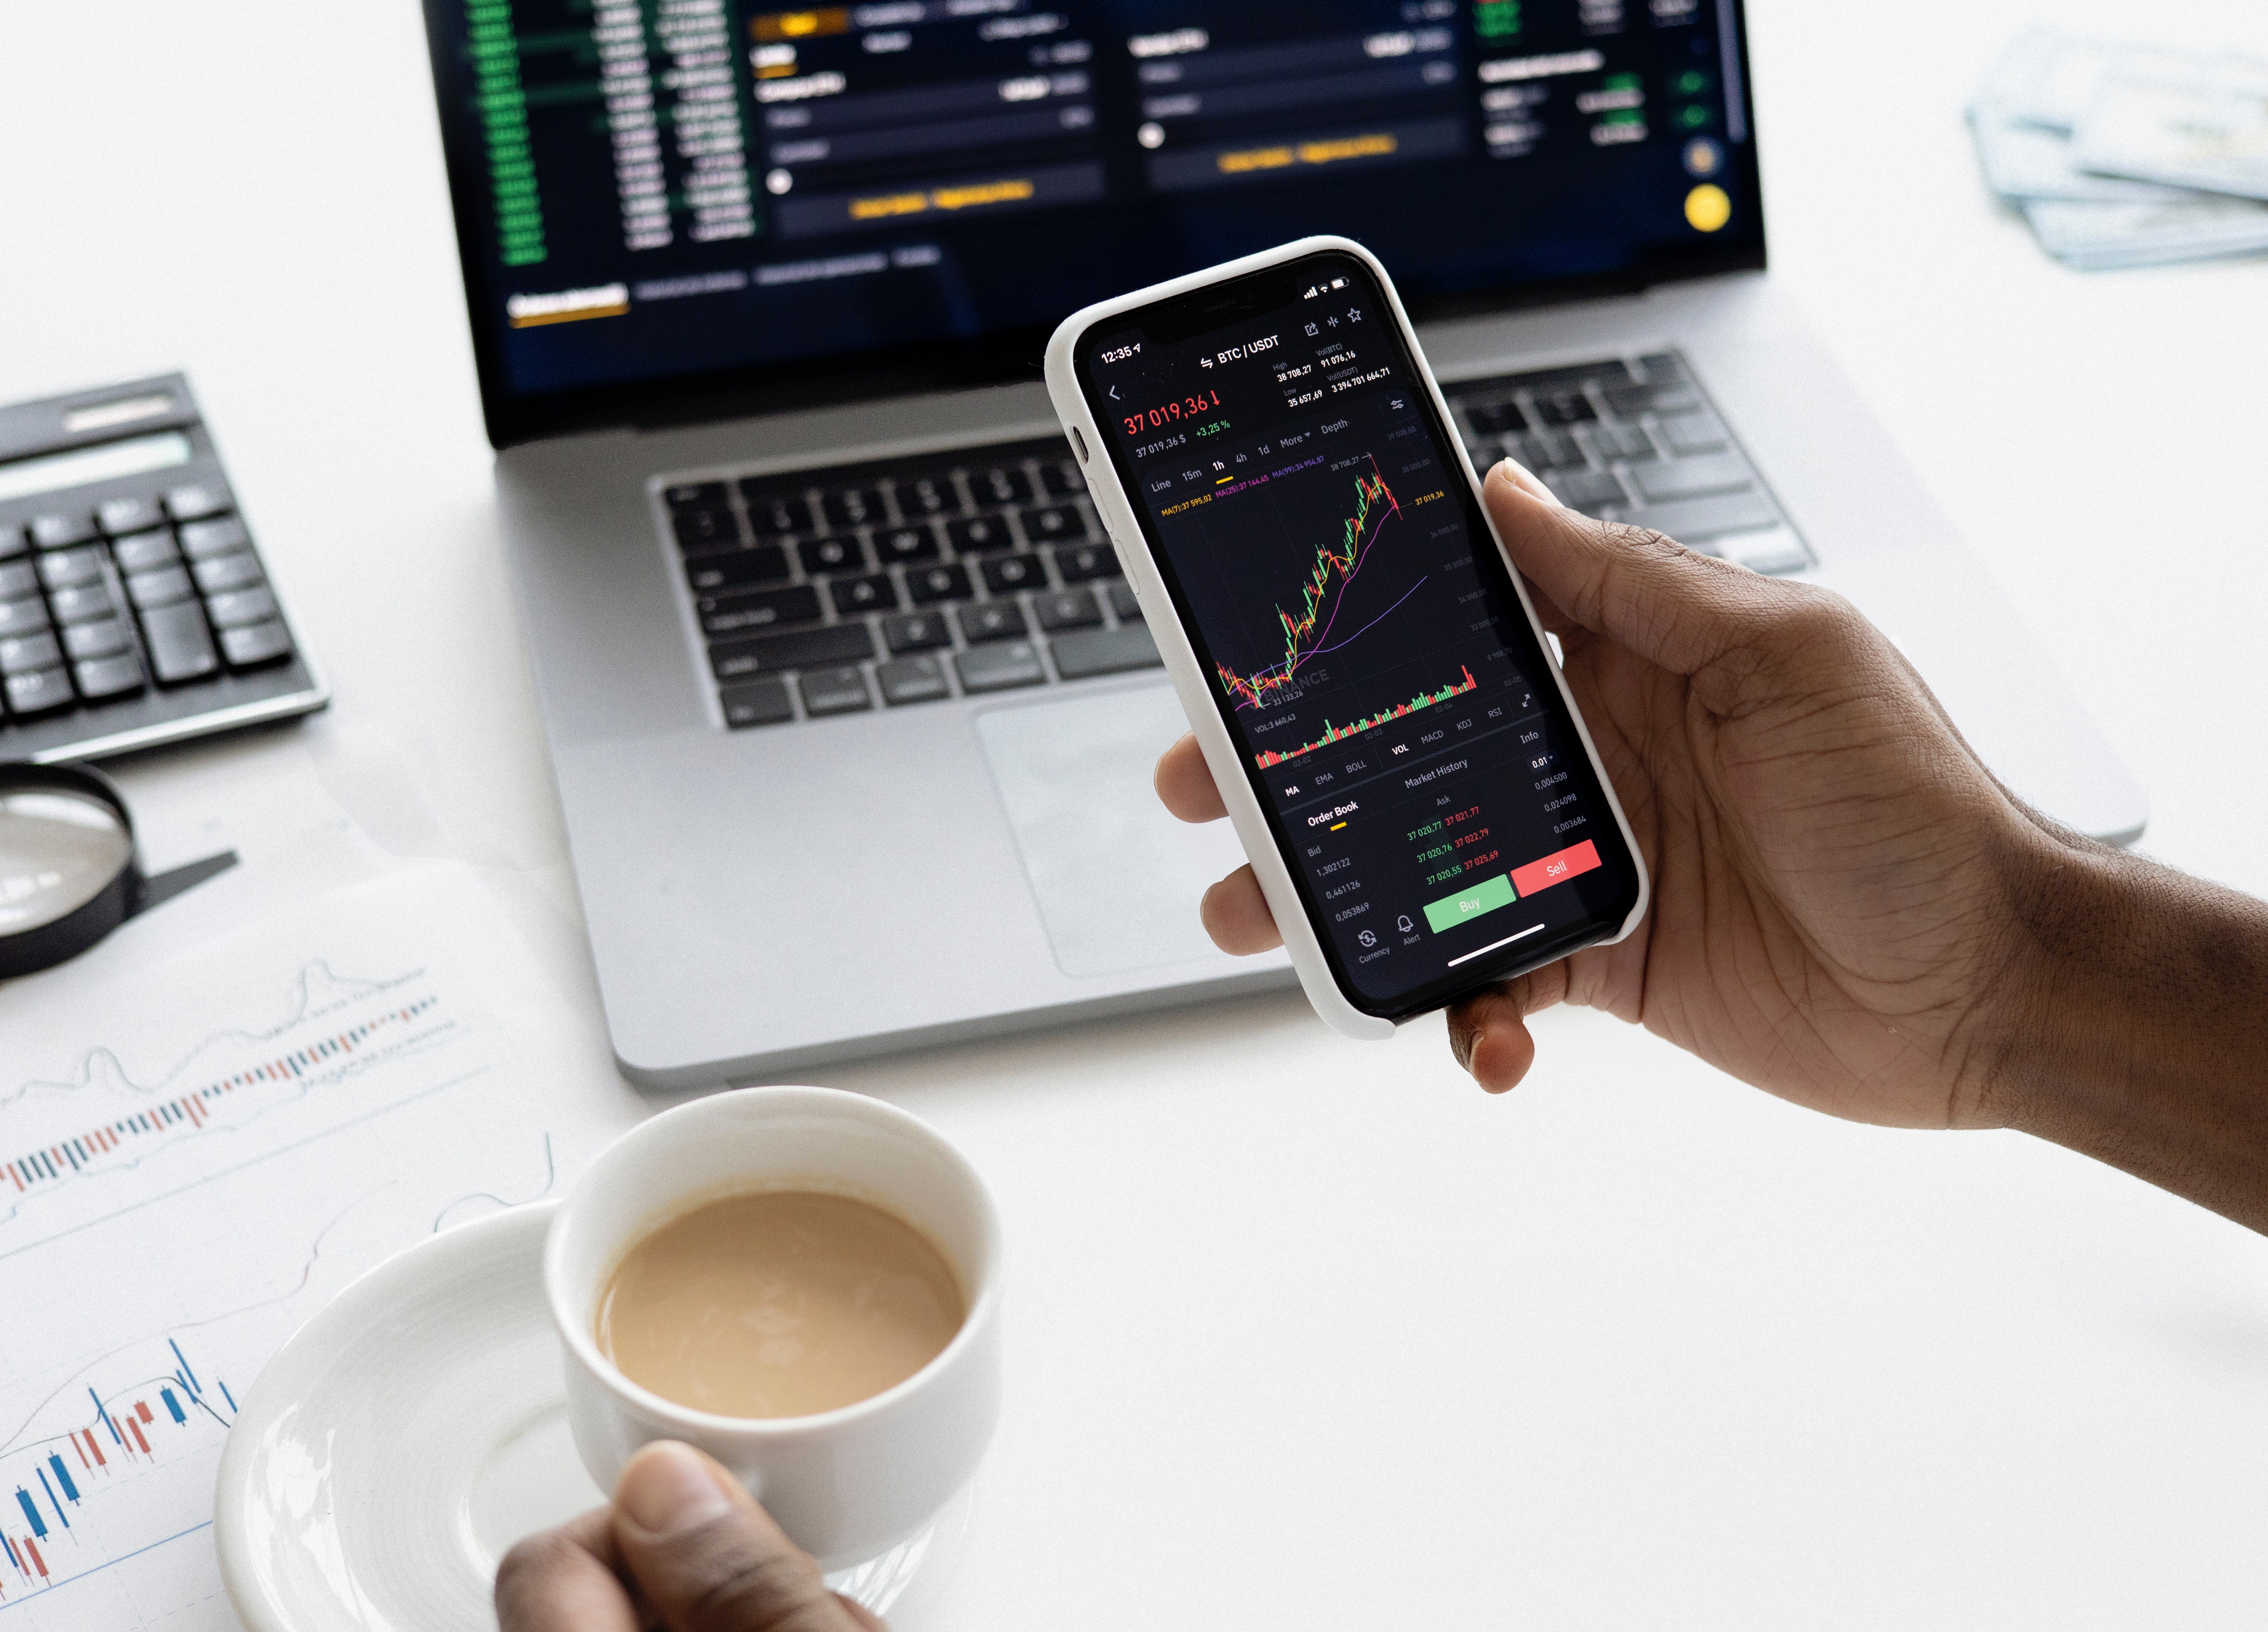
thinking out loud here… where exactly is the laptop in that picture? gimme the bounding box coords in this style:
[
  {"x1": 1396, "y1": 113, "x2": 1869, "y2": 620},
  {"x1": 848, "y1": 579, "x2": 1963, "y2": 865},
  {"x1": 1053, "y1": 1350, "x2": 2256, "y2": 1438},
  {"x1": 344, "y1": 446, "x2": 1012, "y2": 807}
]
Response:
[{"x1": 420, "y1": 0, "x2": 2145, "y2": 1089}]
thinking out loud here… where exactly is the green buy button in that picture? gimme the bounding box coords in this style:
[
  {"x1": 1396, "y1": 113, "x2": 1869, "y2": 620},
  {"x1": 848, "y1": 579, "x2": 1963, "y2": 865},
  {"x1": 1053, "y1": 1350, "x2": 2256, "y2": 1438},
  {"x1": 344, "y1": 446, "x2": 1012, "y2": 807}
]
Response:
[{"x1": 1423, "y1": 873, "x2": 1515, "y2": 934}]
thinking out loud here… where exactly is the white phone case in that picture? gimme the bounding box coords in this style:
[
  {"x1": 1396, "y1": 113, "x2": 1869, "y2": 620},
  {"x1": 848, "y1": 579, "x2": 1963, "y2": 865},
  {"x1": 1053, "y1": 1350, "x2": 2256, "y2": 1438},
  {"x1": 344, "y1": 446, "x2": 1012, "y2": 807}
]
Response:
[{"x1": 1044, "y1": 235, "x2": 1650, "y2": 1040}]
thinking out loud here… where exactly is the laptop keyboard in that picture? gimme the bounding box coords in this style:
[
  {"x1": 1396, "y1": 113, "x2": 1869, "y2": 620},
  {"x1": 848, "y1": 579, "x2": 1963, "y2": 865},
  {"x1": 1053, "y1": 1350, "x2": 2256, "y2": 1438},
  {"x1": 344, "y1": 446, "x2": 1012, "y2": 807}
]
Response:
[{"x1": 663, "y1": 350, "x2": 1808, "y2": 730}]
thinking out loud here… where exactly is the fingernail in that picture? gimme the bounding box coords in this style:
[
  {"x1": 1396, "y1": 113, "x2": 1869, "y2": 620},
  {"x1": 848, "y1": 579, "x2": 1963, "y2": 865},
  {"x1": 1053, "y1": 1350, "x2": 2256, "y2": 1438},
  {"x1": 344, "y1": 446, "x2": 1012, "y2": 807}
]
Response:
[{"x1": 618, "y1": 1441, "x2": 734, "y2": 1533}]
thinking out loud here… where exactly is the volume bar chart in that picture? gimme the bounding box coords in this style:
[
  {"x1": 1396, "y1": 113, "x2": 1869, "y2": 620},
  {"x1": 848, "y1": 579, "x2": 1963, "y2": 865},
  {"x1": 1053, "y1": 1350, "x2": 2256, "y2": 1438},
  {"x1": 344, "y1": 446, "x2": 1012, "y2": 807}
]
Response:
[{"x1": 1255, "y1": 665, "x2": 1478, "y2": 769}]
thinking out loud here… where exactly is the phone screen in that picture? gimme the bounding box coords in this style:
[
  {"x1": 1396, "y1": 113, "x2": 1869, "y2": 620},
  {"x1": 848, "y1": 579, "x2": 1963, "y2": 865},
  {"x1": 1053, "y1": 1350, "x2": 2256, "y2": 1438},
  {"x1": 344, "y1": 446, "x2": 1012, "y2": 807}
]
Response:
[{"x1": 1076, "y1": 249, "x2": 1642, "y2": 1017}]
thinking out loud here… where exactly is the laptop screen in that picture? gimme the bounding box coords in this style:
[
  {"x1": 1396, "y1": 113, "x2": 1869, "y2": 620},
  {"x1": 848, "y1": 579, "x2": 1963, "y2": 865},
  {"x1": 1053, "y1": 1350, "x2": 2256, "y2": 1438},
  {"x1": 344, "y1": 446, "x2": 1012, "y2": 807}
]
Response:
[{"x1": 426, "y1": 0, "x2": 1762, "y2": 443}]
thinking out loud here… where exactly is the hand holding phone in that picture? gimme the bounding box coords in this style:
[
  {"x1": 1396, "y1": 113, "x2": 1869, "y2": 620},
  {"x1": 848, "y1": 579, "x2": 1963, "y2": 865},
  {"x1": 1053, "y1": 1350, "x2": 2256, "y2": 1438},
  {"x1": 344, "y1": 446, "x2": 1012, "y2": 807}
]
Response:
[{"x1": 1046, "y1": 237, "x2": 1648, "y2": 1037}]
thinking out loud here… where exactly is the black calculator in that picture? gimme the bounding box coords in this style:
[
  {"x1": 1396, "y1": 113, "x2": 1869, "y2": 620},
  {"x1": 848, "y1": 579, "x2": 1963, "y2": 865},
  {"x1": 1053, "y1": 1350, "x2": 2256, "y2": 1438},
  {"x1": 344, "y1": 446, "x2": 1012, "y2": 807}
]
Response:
[{"x1": 0, "y1": 373, "x2": 325, "y2": 762}]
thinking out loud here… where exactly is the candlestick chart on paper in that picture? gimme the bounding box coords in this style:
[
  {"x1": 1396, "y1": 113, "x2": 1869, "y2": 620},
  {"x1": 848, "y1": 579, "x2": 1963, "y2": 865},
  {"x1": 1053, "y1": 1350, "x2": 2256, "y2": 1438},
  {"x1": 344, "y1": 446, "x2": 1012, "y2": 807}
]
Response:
[{"x1": 0, "y1": 863, "x2": 640, "y2": 1629}]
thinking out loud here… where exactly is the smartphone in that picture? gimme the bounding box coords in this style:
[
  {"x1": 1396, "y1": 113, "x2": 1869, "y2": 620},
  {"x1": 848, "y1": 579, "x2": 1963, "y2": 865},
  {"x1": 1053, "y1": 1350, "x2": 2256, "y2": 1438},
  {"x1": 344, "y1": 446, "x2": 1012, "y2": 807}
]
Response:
[{"x1": 1045, "y1": 236, "x2": 1648, "y2": 1040}]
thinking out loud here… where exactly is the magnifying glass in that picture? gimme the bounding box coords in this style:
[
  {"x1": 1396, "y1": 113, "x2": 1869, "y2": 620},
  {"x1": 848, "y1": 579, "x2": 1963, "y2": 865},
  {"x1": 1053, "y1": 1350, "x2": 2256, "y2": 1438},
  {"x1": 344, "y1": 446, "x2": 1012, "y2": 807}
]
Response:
[{"x1": 0, "y1": 763, "x2": 238, "y2": 978}]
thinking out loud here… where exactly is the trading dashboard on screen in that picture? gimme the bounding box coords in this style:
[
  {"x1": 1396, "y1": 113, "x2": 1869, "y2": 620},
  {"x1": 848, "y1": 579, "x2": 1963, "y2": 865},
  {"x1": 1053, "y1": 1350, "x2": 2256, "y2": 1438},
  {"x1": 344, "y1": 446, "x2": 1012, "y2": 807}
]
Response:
[{"x1": 430, "y1": 0, "x2": 1759, "y2": 431}]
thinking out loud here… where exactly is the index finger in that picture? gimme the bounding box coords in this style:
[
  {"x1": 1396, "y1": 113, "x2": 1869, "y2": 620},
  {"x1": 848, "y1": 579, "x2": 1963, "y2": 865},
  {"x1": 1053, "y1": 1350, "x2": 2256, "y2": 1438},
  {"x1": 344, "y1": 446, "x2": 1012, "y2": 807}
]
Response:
[{"x1": 1155, "y1": 731, "x2": 1227, "y2": 823}]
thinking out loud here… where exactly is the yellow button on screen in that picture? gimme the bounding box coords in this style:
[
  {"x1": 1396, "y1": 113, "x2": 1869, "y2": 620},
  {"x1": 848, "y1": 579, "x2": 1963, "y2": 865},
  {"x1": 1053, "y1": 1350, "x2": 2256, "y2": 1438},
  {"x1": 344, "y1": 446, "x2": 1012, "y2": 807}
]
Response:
[{"x1": 1685, "y1": 183, "x2": 1732, "y2": 233}]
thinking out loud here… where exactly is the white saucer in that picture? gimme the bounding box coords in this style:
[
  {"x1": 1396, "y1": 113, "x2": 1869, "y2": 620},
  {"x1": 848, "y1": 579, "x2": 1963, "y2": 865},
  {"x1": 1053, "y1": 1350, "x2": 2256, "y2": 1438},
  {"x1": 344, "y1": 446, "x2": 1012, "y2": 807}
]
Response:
[{"x1": 215, "y1": 1201, "x2": 963, "y2": 1631}]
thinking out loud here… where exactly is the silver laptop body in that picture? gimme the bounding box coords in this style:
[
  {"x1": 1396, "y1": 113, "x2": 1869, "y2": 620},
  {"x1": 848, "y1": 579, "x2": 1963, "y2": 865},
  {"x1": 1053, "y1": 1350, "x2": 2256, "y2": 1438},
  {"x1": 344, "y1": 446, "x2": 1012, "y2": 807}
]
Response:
[{"x1": 427, "y1": 4, "x2": 2144, "y2": 1089}]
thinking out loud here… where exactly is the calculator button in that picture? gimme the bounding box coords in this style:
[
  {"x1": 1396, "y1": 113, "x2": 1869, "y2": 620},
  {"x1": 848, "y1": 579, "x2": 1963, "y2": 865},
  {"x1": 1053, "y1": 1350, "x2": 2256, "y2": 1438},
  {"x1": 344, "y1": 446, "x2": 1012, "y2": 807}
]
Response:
[
  {"x1": 128, "y1": 565, "x2": 196, "y2": 609},
  {"x1": 97, "y1": 496, "x2": 164, "y2": 535},
  {"x1": 0, "y1": 598, "x2": 53, "y2": 637},
  {"x1": 203, "y1": 587, "x2": 278, "y2": 628},
  {"x1": 110, "y1": 528, "x2": 180, "y2": 573},
  {"x1": 62, "y1": 619, "x2": 130, "y2": 660},
  {"x1": 37, "y1": 546, "x2": 105, "y2": 591},
  {"x1": 141, "y1": 601, "x2": 220, "y2": 683},
  {"x1": 0, "y1": 631, "x2": 62, "y2": 673},
  {"x1": 177, "y1": 516, "x2": 251, "y2": 560},
  {"x1": 162, "y1": 483, "x2": 232, "y2": 522},
  {"x1": 3, "y1": 666, "x2": 73, "y2": 715},
  {"x1": 49, "y1": 584, "x2": 118, "y2": 624},
  {"x1": 0, "y1": 560, "x2": 34, "y2": 600},
  {"x1": 218, "y1": 620, "x2": 294, "y2": 669},
  {"x1": 191, "y1": 554, "x2": 266, "y2": 595},
  {"x1": 27, "y1": 513, "x2": 97, "y2": 550},
  {"x1": 74, "y1": 652, "x2": 145, "y2": 699}
]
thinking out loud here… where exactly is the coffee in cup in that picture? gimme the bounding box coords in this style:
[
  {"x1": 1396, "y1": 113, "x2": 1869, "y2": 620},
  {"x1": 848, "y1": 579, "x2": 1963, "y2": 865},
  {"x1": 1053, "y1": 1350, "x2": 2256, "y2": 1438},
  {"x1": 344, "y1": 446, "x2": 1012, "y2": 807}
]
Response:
[{"x1": 594, "y1": 1189, "x2": 965, "y2": 1419}]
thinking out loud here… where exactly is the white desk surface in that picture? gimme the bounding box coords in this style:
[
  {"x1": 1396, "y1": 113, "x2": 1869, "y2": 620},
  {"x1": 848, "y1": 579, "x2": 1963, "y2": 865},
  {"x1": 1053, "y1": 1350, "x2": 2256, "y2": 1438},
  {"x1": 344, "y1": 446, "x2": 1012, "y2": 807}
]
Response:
[{"x1": 4, "y1": 0, "x2": 2266, "y2": 1625}]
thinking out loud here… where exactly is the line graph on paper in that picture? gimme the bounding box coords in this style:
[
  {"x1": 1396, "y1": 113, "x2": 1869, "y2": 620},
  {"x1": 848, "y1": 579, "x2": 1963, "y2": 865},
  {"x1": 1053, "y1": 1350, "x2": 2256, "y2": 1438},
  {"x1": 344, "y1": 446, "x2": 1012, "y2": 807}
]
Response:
[{"x1": 0, "y1": 959, "x2": 466, "y2": 1254}]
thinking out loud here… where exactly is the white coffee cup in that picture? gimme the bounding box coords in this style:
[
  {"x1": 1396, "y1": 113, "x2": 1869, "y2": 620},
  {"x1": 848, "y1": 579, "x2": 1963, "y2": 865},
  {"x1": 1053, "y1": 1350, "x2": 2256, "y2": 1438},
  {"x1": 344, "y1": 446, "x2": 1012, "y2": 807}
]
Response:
[{"x1": 544, "y1": 1085, "x2": 1003, "y2": 1571}]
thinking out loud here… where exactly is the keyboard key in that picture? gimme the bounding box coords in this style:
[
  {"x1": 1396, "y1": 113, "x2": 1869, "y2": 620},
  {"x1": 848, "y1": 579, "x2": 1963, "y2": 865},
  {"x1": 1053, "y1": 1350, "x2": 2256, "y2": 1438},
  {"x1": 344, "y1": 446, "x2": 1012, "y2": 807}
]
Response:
[
  {"x1": 1623, "y1": 489, "x2": 1778, "y2": 542},
  {"x1": 708, "y1": 621, "x2": 874, "y2": 680},
  {"x1": 219, "y1": 621, "x2": 294, "y2": 668},
  {"x1": 1050, "y1": 625, "x2": 1163, "y2": 680},
  {"x1": 111, "y1": 527, "x2": 179, "y2": 573},
  {"x1": 128, "y1": 565, "x2": 195, "y2": 609},
  {"x1": 882, "y1": 611, "x2": 953, "y2": 653},
  {"x1": 62, "y1": 619, "x2": 130, "y2": 660},
  {"x1": 796, "y1": 535, "x2": 866, "y2": 575},
  {"x1": 663, "y1": 481, "x2": 728, "y2": 510},
  {"x1": 1722, "y1": 528, "x2": 1812, "y2": 577},
  {"x1": 906, "y1": 563, "x2": 972, "y2": 605},
  {"x1": 956, "y1": 601, "x2": 1027, "y2": 644},
  {"x1": 140, "y1": 601, "x2": 219, "y2": 683},
  {"x1": 75, "y1": 652, "x2": 144, "y2": 697},
  {"x1": 27, "y1": 512, "x2": 97, "y2": 550},
  {"x1": 0, "y1": 598, "x2": 53, "y2": 637},
  {"x1": 896, "y1": 473, "x2": 957, "y2": 517},
  {"x1": 829, "y1": 573, "x2": 898, "y2": 615},
  {"x1": 980, "y1": 553, "x2": 1047, "y2": 594},
  {"x1": 739, "y1": 488, "x2": 810, "y2": 537},
  {"x1": 972, "y1": 466, "x2": 1030, "y2": 506},
  {"x1": 1039, "y1": 460, "x2": 1084, "y2": 498},
  {"x1": 954, "y1": 641, "x2": 1044, "y2": 694},
  {"x1": 698, "y1": 584, "x2": 823, "y2": 637},
  {"x1": 162, "y1": 482, "x2": 232, "y2": 522},
  {"x1": 874, "y1": 526, "x2": 938, "y2": 566},
  {"x1": 1658, "y1": 411, "x2": 1728, "y2": 456},
  {"x1": 1034, "y1": 587, "x2": 1101, "y2": 631},
  {"x1": 1466, "y1": 399, "x2": 1529, "y2": 435},
  {"x1": 671, "y1": 505, "x2": 740, "y2": 553},
  {"x1": 685, "y1": 545, "x2": 791, "y2": 593},
  {"x1": 876, "y1": 654, "x2": 949, "y2": 706},
  {"x1": 0, "y1": 560, "x2": 34, "y2": 599},
  {"x1": 1106, "y1": 582, "x2": 1142, "y2": 622},
  {"x1": 1638, "y1": 350, "x2": 1686, "y2": 380},
  {"x1": 178, "y1": 516, "x2": 251, "y2": 560},
  {"x1": 191, "y1": 554, "x2": 265, "y2": 594},
  {"x1": 1019, "y1": 505, "x2": 1090, "y2": 545},
  {"x1": 0, "y1": 631, "x2": 61, "y2": 673},
  {"x1": 1543, "y1": 468, "x2": 1626, "y2": 511},
  {"x1": 0, "y1": 525, "x2": 22, "y2": 560},
  {"x1": 720, "y1": 678, "x2": 795, "y2": 728},
  {"x1": 1531, "y1": 388, "x2": 1598, "y2": 426},
  {"x1": 1583, "y1": 421, "x2": 1655, "y2": 461},
  {"x1": 946, "y1": 515, "x2": 1011, "y2": 555},
  {"x1": 820, "y1": 487, "x2": 882, "y2": 530},
  {"x1": 1605, "y1": 380, "x2": 1699, "y2": 417},
  {"x1": 1630, "y1": 453, "x2": 1755, "y2": 505},
  {"x1": 1512, "y1": 431, "x2": 1584, "y2": 470},
  {"x1": 3, "y1": 666, "x2": 72, "y2": 715},
  {"x1": 1052, "y1": 542, "x2": 1118, "y2": 583},
  {"x1": 797, "y1": 665, "x2": 872, "y2": 717},
  {"x1": 204, "y1": 587, "x2": 278, "y2": 628},
  {"x1": 38, "y1": 545, "x2": 105, "y2": 590},
  {"x1": 50, "y1": 583, "x2": 117, "y2": 624},
  {"x1": 97, "y1": 496, "x2": 163, "y2": 534}
]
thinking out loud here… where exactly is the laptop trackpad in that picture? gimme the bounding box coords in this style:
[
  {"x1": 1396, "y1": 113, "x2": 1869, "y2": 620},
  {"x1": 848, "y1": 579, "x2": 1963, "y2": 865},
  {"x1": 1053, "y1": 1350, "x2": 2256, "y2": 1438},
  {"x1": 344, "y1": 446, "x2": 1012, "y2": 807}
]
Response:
[{"x1": 975, "y1": 682, "x2": 1255, "y2": 980}]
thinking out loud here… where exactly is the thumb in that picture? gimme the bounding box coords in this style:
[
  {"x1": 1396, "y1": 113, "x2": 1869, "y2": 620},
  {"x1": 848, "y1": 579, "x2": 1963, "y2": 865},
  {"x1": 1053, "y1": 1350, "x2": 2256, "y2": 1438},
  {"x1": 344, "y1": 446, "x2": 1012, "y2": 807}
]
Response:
[
  {"x1": 1482, "y1": 459, "x2": 1773, "y2": 678},
  {"x1": 611, "y1": 1442, "x2": 884, "y2": 1632}
]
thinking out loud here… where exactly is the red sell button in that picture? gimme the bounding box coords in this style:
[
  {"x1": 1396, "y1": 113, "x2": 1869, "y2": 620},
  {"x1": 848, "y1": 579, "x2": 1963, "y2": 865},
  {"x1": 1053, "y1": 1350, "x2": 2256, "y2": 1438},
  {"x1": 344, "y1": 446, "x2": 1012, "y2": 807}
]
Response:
[{"x1": 1510, "y1": 839, "x2": 1603, "y2": 899}]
